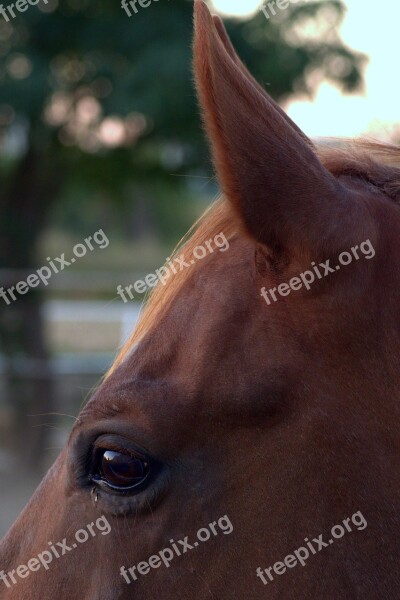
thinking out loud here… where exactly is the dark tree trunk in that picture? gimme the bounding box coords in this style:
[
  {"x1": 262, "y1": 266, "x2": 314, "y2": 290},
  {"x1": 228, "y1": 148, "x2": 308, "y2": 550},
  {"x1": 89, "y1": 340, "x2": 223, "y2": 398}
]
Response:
[{"x1": 0, "y1": 143, "x2": 63, "y2": 474}]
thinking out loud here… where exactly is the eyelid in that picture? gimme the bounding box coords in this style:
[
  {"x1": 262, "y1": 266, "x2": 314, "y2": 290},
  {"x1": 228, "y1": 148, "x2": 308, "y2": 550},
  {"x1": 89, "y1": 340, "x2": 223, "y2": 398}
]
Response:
[
  {"x1": 90, "y1": 468, "x2": 151, "y2": 493},
  {"x1": 75, "y1": 419, "x2": 155, "y2": 453},
  {"x1": 93, "y1": 434, "x2": 151, "y2": 459},
  {"x1": 92, "y1": 440, "x2": 148, "y2": 463}
]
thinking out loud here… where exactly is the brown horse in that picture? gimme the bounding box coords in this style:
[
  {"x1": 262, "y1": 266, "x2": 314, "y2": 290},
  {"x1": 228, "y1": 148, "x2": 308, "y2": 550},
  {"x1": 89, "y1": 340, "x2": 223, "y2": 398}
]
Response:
[{"x1": 1, "y1": 2, "x2": 400, "y2": 598}]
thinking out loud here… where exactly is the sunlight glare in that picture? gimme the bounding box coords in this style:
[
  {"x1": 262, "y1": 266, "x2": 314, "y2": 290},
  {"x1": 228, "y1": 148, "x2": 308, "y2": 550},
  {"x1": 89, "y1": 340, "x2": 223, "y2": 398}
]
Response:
[{"x1": 211, "y1": 0, "x2": 261, "y2": 18}]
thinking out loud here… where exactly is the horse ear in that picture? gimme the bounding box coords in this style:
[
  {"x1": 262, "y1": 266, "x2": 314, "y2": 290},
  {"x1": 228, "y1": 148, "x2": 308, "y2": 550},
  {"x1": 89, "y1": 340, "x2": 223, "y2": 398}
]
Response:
[
  {"x1": 194, "y1": 1, "x2": 351, "y2": 253},
  {"x1": 212, "y1": 15, "x2": 313, "y2": 148}
]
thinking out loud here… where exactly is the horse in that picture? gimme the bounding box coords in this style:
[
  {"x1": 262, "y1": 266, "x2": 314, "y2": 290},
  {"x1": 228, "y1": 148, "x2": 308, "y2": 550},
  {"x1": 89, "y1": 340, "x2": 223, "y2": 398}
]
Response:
[{"x1": 1, "y1": 1, "x2": 400, "y2": 598}]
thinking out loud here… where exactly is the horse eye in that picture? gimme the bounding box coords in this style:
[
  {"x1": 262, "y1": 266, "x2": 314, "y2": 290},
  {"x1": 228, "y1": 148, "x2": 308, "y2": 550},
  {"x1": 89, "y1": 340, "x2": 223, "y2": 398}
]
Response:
[{"x1": 93, "y1": 449, "x2": 150, "y2": 490}]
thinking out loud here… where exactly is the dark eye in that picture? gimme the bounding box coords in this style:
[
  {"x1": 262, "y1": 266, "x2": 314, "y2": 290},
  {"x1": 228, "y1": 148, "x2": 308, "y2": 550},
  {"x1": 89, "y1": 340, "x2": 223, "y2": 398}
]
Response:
[{"x1": 92, "y1": 449, "x2": 150, "y2": 491}]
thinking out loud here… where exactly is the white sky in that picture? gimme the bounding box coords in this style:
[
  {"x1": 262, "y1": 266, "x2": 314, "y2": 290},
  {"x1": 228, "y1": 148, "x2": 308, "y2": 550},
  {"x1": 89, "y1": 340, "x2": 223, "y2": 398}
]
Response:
[{"x1": 211, "y1": 0, "x2": 400, "y2": 140}]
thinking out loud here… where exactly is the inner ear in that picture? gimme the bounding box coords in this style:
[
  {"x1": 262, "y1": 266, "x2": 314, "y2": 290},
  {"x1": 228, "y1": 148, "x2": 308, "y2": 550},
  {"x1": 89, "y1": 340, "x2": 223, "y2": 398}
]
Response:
[
  {"x1": 255, "y1": 244, "x2": 290, "y2": 278},
  {"x1": 212, "y1": 14, "x2": 314, "y2": 148}
]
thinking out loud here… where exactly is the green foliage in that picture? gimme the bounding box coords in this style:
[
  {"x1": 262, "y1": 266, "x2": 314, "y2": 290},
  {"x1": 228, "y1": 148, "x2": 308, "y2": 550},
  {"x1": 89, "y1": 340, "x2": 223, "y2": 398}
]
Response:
[{"x1": 0, "y1": 0, "x2": 365, "y2": 242}]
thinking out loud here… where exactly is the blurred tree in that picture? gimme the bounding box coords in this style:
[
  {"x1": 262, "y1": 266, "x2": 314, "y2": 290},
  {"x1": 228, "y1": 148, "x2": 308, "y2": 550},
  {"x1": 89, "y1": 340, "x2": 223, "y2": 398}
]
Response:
[{"x1": 0, "y1": 0, "x2": 365, "y2": 471}]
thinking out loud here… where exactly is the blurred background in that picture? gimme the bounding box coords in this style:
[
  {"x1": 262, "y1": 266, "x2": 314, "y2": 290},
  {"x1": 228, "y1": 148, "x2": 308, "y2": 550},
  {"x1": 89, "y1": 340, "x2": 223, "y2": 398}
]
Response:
[{"x1": 0, "y1": 0, "x2": 397, "y2": 535}]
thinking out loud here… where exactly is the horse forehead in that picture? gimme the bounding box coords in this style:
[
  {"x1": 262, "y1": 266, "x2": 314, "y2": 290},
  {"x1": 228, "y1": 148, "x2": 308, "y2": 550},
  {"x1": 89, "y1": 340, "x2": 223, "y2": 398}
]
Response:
[
  {"x1": 144, "y1": 237, "x2": 258, "y2": 348},
  {"x1": 82, "y1": 237, "x2": 259, "y2": 416},
  {"x1": 173, "y1": 235, "x2": 257, "y2": 317},
  {"x1": 135, "y1": 235, "x2": 257, "y2": 351}
]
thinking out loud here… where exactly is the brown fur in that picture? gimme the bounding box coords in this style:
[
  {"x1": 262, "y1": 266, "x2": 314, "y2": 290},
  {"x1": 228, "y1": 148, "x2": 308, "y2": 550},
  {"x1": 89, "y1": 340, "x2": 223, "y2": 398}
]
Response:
[
  {"x1": 110, "y1": 139, "x2": 400, "y2": 374},
  {"x1": 2, "y1": 3, "x2": 400, "y2": 599}
]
